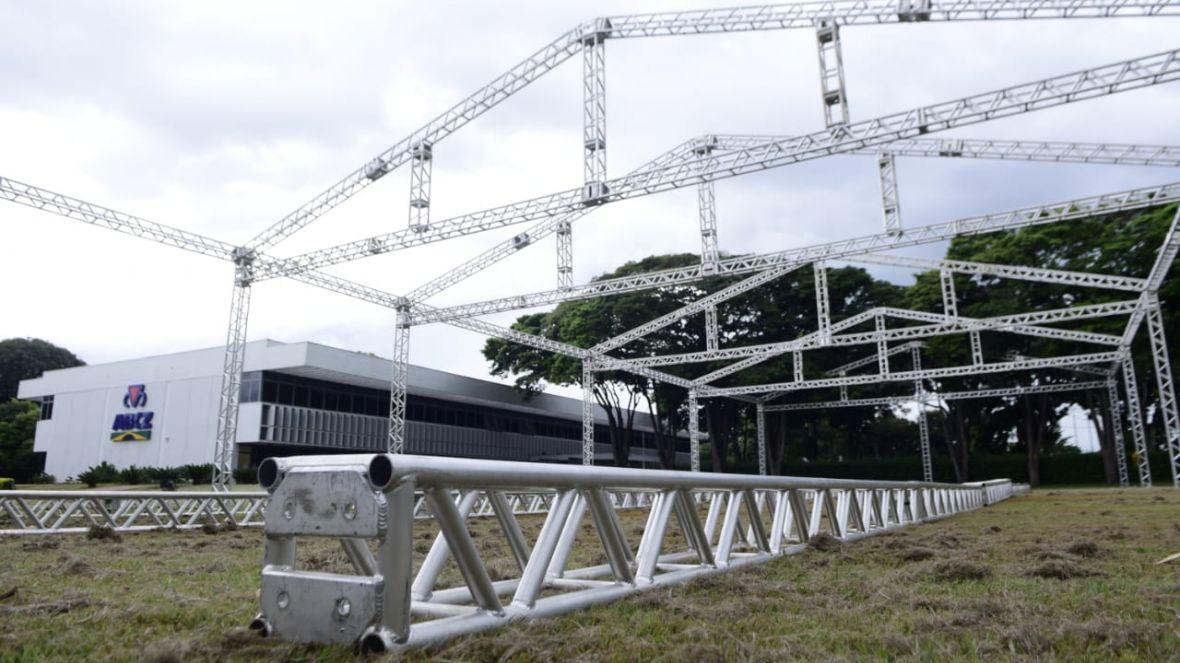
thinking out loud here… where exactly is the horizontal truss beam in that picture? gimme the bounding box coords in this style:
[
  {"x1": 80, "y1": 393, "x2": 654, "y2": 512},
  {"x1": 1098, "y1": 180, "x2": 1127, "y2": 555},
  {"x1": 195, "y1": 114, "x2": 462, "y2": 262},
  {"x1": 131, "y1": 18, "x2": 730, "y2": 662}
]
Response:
[
  {"x1": 764, "y1": 379, "x2": 1109, "y2": 411},
  {"x1": 408, "y1": 180, "x2": 1180, "y2": 325},
  {"x1": 256, "y1": 48, "x2": 1180, "y2": 280}
]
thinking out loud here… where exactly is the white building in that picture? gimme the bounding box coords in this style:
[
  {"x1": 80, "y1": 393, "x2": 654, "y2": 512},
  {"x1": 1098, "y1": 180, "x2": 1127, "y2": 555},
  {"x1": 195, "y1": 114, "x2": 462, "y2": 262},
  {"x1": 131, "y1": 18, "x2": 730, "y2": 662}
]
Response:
[{"x1": 17, "y1": 340, "x2": 687, "y2": 479}]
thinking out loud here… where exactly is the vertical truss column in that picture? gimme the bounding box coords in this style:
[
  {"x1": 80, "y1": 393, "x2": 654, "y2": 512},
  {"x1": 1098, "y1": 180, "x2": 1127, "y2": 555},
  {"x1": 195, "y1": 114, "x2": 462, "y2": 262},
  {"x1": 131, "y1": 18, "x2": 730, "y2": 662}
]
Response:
[
  {"x1": 213, "y1": 250, "x2": 254, "y2": 491},
  {"x1": 970, "y1": 330, "x2": 983, "y2": 365},
  {"x1": 875, "y1": 314, "x2": 889, "y2": 375},
  {"x1": 695, "y1": 137, "x2": 721, "y2": 351},
  {"x1": 940, "y1": 269, "x2": 958, "y2": 318},
  {"x1": 556, "y1": 220, "x2": 573, "y2": 290},
  {"x1": 1146, "y1": 297, "x2": 1180, "y2": 487},
  {"x1": 756, "y1": 402, "x2": 767, "y2": 476},
  {"x1": 917, "y1": 404, "x2": 933, "y2": 483},
  {"x1": 793, "y1": 350, "x2": 804, "y2": 383},
  {"x1": 388, "y1": 305, "x2": 411, "y2": 454},
  {"x1": 688, "y1": 388, "x2": 700, "y2": 472},
  {"x1": 704, "y1": 306, "x2": 720, "y2": 351},
  {"x1": 582, "y1": 362, "x2": 596, "y2": 466},
  {"x1": 814, "y1": 262, "x2": 831, "y2": 345},
  {"x1": 911, "y1": 344, "x2": 932, "y2": 481},
  {"x1": 814, "y1": 19, "x2": 849, "y2": 128},
  {"x1": 878, "y1": 152, "x2": 902, "y2": 235},
  {"x1": 408, "y1": 142, "x2": 432, "y2": 233},
  {"x1": 1121, "y1": 355, "x2": 1152, "y2": 487},
  {"x1": 1105, "y1": 378, "x2": 1131, "y2": 487},
  {"x1": 581, "y1": 20, "x2": 608, "y2": 200}
]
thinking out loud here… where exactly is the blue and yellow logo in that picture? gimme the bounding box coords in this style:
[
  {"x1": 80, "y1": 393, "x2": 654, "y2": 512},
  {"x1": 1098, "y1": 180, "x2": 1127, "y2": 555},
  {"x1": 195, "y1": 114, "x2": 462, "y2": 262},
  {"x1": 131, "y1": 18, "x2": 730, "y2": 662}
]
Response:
[{"x1": 111, "y1": 385, "x2": 154, "y2": 442}]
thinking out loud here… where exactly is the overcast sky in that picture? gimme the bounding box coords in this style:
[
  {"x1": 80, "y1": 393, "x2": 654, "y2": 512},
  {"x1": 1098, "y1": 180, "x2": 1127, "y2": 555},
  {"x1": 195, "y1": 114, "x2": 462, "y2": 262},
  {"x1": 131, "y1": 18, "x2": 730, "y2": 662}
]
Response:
[{"x1": 2, "y1": 1, "x2": 1178, "y2": 415}]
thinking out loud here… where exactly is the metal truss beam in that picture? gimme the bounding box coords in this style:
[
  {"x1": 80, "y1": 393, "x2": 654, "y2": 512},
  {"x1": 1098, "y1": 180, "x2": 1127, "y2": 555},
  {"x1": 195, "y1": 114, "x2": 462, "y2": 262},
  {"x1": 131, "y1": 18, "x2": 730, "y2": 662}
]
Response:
[
  {"x1": 756, "y1": 402, "x2": 767, "y2": 475},
  {"x1": 829, "y1": 341, "x2": 922, "y2": 376},
  {"x1": 709, "y1": 135, "x2": 1180, "y2": 167},
  {"x1": 582, "y1": 22, "x2": 608, "y2": 194},
  {"x1": 556, "y1": 220, "x2": 573, "y2": 289},
  {"x1": 257, "y1": 48, "x2": 1180, "y2": 280},
  {"x1": 212, "y1": 271, "x2": 251, "y2": 490},
  {"x1": 1121, "y1": 355, "x2": 1152, "y2": 486},
  {"x1": 255, "y1": 454, "x2": 1015, "y2": 650},
  {"x1": 388, "y1": 307, "x2": 411, "y2": 454},
  {"x1": 409, "y1": 180, "x2": 1180, "y2": 325},
  {"x1": 765, "y1": 379, "x2": 1109, "y2": 411},
  {"x1": 582, "y1": 361, "x2": 596, "y2": 465},
  {"x1": 592, "y1": 266, "x2": 795, "y2": 353},
  {"x1": 408, "y1": 143, "x2": 433, "y2": 233},
  {"x1": 878, "y1": 152, "x2": 902, "y2": 234},
  {"x1": 619, "y1": 300, "x2": 1132, "y2": 373},
  {"x1": 405, "y1": 137, "x2": 703, "y2": 303},
  {"x1": 849, "y1": 252, "x2": 1149, "y2": 291},
  {"x1": 688, "y1": 389, "x2": 701, "y2": 472},
  {"x1": 815, "y1": 262, "x2": 832, "y2": 344},
  {"x1": 815, "y1": 19, "x2": 849, "y2": 127},
  {"x1": 0, "y1": 176, "x2": 236, "y2": 260},
  {"x1": 602, "y1": 1, "x2": 1180, "y2": 38},
  {"x1": 1105, "y1": 378, "x2": 1132, "y2": 487},
  {"x1": 244, "y1": 27, "x2": 592, "y2": 252},
  {"x1": 1146, "y1": 297, "x2": 1180, "y2": 486},
  {"x1": 702, "y1": 351, "x2": 1120, "y2": 397}
]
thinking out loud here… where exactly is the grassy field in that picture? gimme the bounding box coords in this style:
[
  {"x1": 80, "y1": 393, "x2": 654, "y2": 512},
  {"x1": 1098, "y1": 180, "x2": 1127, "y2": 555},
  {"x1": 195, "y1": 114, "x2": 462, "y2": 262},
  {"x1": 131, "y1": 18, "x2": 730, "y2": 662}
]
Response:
[{"x1": 1, "y1": 487, "x2": 1178, "y2": 661}]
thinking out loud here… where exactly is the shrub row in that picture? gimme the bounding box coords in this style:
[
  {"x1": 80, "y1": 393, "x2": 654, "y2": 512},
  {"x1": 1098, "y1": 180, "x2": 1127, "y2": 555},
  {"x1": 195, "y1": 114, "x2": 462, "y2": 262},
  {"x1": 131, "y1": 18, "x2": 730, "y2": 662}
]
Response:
[{"x1": 74, "y1": 462, "x2": 259, "y2": 488}]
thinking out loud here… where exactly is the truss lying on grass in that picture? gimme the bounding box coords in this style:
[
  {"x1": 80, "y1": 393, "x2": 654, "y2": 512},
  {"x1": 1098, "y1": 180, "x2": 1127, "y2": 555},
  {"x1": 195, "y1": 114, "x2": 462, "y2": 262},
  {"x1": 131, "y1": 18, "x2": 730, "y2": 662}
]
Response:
[
  {"x1": 248, "y1": 454, "x2": 1024, "y2": 652},
  {"x1": 0, "y1": 488, "x2": 664, "y2": 536}
]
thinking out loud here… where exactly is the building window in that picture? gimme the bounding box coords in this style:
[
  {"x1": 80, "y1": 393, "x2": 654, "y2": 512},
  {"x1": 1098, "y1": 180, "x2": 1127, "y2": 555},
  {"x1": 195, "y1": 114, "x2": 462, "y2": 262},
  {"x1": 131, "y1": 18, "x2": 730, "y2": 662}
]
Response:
[{"x1": 39, "y1": 396, "x2": 54, "y2": 421}]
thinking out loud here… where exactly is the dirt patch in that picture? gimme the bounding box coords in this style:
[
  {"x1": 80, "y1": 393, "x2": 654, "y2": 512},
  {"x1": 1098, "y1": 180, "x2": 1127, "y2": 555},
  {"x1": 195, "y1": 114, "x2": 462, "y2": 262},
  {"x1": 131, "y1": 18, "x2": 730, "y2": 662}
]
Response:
[
  {"x1": 1065, "y1": 540, "x2": 1102, "y2": 558},
  {"x1": 86, "y1": 525, "x2": 122, "y2": 542},
  {"x1": 143, "y1": 638, "x2": 195, "y2": 663},
  {"x1": 1027, "y1": 559, "x2": 1105, "y2": 580},
  {"x1": 61, "y1": 557, "x2": 95, "y2": 577},
  {"x1": 927, "y1": 559, "x2": 991, "y2": 582},
  {"x1": 985, "y1": 525, "x2": 1002, "y2": 533},
  {"x1": 899, "y1": 546, "x2": 936, "y2": 562},
  {"x1": 0, "y1": 594, "x2": 92, "y2": 615},
  {"x1": 808, "y1": 533, "x2": 842, "y2": 552},
  {"x1": 19, "y1": 538, "x2": 60, "y2": 551}
]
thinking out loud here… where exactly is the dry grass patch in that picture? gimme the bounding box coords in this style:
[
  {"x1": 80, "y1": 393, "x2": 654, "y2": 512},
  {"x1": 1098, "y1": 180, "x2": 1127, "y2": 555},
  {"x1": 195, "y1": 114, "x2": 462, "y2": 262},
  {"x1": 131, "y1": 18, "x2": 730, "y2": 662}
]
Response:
[{"x1": 0, "y1": 488, "x2": 1178, "y2": 660}]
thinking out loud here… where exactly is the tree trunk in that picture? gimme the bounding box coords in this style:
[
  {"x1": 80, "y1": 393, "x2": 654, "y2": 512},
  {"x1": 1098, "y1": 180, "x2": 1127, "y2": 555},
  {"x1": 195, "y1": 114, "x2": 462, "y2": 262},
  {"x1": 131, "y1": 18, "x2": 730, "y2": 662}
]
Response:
[
  {"x1": 1023, "y1": 395, "x2": 1041, "y2": 487},
  {"x1": 706, "y1": 402, "x2": 729, "y2": 473},
  {"x1": 767, "y1": 412, "x2": 788, "y2": 475}
]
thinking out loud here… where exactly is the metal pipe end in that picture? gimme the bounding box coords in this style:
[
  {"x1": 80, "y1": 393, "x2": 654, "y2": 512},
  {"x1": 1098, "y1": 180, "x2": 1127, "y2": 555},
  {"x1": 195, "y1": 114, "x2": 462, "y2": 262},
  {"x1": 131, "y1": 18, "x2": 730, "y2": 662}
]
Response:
[
  {"x1": 258, "y1": 459, "x2": 281, "y2": 492},
  {"x1": 248, "y1": 613, "x2": 272, "y2": 637},
  {"x1": 359, "y1": 627, "x2": 396, "y2": 654},
  {"x1": 369, "y1": 454, "x2": 394, "y2": 491}
]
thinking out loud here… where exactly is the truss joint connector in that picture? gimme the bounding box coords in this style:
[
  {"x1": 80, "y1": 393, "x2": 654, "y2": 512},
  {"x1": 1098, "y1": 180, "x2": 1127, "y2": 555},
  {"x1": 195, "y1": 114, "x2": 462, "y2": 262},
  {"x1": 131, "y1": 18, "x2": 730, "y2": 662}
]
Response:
[
  {"x1": 898, "y1": 0, "x2": 932, "y2": 22},
  {"x1": 579, "y1": 18, "x2": 612, "y2": 46},
  {"x1": 363, "y1": 158, "x2": 389, "y2": 182},
  {"x1": 581, "y1": 181, "x2": 610, "y2": 205}
]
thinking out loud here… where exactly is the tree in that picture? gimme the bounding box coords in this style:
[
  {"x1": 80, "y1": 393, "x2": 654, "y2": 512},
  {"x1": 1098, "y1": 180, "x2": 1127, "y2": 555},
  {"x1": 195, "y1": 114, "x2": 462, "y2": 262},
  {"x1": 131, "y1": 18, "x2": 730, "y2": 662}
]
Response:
[
  {"x1": 0, "y1": 399, "x2": 39, "y2": 479},
  {"x1": 0, "y1": 338, "x2": 84, "y2": 400}
]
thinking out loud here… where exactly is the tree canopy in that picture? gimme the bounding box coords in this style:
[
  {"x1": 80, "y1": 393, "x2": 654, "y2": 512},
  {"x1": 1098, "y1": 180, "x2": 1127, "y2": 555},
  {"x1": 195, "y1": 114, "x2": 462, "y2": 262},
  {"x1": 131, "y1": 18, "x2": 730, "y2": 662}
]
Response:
[{"x1": 0, "y1": 338, "x2": 84, "y2": 401}]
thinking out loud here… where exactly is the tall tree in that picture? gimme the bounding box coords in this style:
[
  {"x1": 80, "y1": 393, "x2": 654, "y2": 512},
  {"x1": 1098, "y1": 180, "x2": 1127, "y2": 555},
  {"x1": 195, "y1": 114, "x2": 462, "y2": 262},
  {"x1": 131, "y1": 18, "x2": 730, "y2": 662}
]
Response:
[{"x1": 0, "y1": 338, "x2": 84, "y2": 400}]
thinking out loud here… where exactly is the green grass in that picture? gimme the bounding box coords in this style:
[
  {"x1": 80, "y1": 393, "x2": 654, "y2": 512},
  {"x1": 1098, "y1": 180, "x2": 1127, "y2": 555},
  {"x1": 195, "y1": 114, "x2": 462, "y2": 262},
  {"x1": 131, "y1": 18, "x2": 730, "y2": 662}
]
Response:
[{"x1": 1, "y1": 488, "x2": 1178, "y2": 661}]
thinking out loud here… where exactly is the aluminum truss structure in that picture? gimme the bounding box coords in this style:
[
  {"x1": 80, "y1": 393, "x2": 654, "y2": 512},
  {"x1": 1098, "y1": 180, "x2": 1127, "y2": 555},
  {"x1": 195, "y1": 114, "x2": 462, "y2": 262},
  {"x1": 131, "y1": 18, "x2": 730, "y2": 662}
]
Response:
[
  {"x1": 0, "y1": 488, "x2": 663, "y2": 536},
  {"x1": 250, "y1": 453, "x2": 1021, "y2": 651},
  {"x1": 4, "y1": 5, "x2": 1180, "y2": 490}
]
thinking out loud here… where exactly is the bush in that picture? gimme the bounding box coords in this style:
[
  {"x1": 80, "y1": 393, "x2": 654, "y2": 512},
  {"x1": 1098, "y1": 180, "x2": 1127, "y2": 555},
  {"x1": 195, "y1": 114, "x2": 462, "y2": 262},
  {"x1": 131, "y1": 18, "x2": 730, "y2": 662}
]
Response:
[
  {"x1": 118, "y1": 465, "x2": 150, "y2": 485},
  {"x1": 0, "y1": 477, "x2": 14, "y2": 490},
  {"x1": 27, "y1": 472, "x2": 55, "y2": 484},
  {"x1": 147, "y1": 466, "x2": 184, "y2": 483},
  {"x1": 181, "y1": 464, "x2": 214, "y2": 485},
  {"x1": 77, "y1": 461, "x2": 120, "y2": 488}
]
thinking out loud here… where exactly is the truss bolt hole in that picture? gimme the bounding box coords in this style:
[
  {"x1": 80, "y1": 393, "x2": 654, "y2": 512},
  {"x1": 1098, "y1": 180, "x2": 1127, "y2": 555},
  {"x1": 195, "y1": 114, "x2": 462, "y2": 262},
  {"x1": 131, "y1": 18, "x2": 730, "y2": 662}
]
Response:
[
  {"x1": 343, "y1": 502, "x2": 357, "y2": 520},
  {"x1": 277, "y1": 591, "x2": 289, "y2": 610},
  {"x1": 335, "y1": 598, "x2": 351, "y2": 618},
  {"x1": 282, "y1": 501, "x2": 294, "y2": 520}
]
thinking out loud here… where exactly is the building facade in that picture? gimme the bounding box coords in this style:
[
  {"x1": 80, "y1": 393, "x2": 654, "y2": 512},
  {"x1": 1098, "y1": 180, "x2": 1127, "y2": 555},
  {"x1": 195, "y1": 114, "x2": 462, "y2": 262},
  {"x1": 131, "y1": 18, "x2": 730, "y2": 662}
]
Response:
[{"x1": 17, "y1": 340, "x2": 688, "y2": 479}]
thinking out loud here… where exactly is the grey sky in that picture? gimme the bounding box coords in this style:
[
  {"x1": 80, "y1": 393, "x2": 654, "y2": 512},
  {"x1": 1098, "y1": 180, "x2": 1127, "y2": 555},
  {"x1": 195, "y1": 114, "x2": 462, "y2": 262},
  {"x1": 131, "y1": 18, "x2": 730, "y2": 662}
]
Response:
[{"x1": 1, "y1": 0, "x2": 1177, "y2": 420}]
